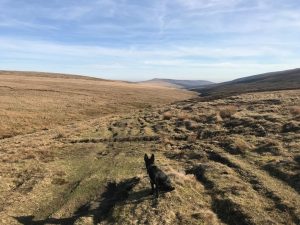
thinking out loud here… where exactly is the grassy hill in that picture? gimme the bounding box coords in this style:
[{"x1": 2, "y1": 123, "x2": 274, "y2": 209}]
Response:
[
  {"x1": 194, "y1": 68, "x2": 300, "y2": 97},
  {"x1": 140, "y1": 78, "x2": 214, "y2": 89},
  {"x1": 0, "y1": 70, "x2": 299, "y2": 225},
  {"x1": 0, "y1": 70, "x2": 106, "y2": 81},
  {"x1": 0, "y1": 71, "x2": 196, "y2": 139}
]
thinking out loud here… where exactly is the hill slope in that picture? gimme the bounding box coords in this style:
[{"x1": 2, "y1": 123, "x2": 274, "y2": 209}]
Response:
[
  {"x1": 194, "y1": 68, "x2": 300, "y2": 97},
  {"x1": 141, "y1": 78, "x2": 214, "y2": 89},
  {"x1": 1, "y1": 89, "x2": 299, "y2": 225},
  {"x1": 0, "y1": 70, "x2": 106, "y2": 81},
  {"x1": 0, "y1": 71, "x2": 196, "y2": 138}
]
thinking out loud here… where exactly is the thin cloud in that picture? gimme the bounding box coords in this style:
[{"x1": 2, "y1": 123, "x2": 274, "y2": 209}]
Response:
[
  {"x1": 1, "y1": 37, "x2": 293, "y2": 59},
  {"x1": 175, "y1": 0, "x2": 241, "y2": 10},
  {"x1": 0, "y1": 0, "x2": 299, "y2": 81}
]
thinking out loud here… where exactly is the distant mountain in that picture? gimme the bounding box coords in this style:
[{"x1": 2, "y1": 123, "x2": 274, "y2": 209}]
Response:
[
  {"x1": 141, "y1": 78, "x2": 214, "y2": 89},
  {"x1": 194, "y1": 68, "x2": 300, "y2": 97}
]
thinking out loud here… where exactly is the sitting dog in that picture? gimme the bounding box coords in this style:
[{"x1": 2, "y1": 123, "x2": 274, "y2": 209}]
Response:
[{"x1": 144, "y1": 154, "x2": 175, "y2": 198}]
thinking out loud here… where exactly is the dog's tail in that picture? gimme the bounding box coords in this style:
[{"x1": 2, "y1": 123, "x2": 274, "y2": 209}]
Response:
[
  {"x1": 162, "y1": 184, "x2": 175, "y2": 192},
  {"x1": 166, "y1": 185, "x2": 175, "y2": 191},
  {"x1": 162, "y1": 178, "x2": 175, "y2": 192}
]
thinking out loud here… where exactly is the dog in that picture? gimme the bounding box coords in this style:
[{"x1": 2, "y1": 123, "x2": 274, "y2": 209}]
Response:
[{"x1": 144, "y1": 154, "x2": 175, "y2": 198}]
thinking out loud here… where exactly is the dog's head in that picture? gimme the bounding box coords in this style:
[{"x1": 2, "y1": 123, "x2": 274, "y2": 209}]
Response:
[{"x1": 144, "y1": 153, "x2": 155, "y2": 170}]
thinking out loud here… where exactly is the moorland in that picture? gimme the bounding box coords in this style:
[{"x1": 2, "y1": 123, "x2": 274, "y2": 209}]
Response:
[{"x1": 0, "y1": 70, "x2": 299, "y2": 225}]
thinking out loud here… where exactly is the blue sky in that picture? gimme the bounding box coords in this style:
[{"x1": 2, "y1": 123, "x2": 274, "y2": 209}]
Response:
[{"x1": 0, "y1": 0, "x2": 299, "y2": 82}]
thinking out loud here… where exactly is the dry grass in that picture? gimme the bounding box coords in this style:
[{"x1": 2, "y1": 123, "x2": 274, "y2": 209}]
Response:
[
  {"x1": 162, "y1": 111, "x2": 173, "y2": 120},
  {"x1": 0, "y1": 77, "x2": 299, "y2": 225},
  {"x1": 187, "y1": 133, "x2": 198, "y2": 143},
  {"x1": 256, "y1": 139, "x2": 284, "y2": 156},
  {"x1": 221, "y1": 136, "x2": 253, "y2": 155},
  {"x1": 0, "y1": 71, "x2": 195, "y2": 138},
  {"x1": 289, "y1": 106, "x2": 300, "y2": 116},
  {"x1": 233, "y1": 137, "x2": 252, "y2": 151},
  {"x1": 218, "y1": 105, "x2": 238, "y2": 119},
  {"x1": 177, "y1": 112, "x2": 190, "y2": 121}
]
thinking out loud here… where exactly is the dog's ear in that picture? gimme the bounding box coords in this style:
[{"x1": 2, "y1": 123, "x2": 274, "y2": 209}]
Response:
[
  {"x1": 150, "y1": 154, "x2": 155, "y2": 163},
  {"x1": 144, "y1": 154, "x2": 148, "y2": 162}
]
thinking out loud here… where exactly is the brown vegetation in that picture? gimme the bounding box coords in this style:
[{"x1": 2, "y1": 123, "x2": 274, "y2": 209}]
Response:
[
  {"x1": 289, "y1": 106, "x2": 300, "y2": 116},
  {"x1": 163, "y1": 111, "x2": 173, "y2": 120},
  {"x1": 0, "y1": 71, "x2": 195, "y2": 138},
  {"x1": 0, "y1": 73, "x2": 299, "y2": 225},
  {"x1": 218, "y1": 105, "x2": 238, "y2": 119},
  {"x1": 196, "y1": 68, "x2": 300, "y2": 98}
]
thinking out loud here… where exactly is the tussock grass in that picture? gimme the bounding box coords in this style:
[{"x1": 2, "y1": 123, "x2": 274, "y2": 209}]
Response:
[
  {"x1": 256, "y1": 139, "x2": 284, "y2": 156},
  {"x1": 289, "y1": 106, "x2": 300, "y2": 116},
  {"x1": 176, "y1": 112, "x2": 190, "y2": 121},
  {"x1": 162, "y1": 111, "x2": 173, "y2": 120},
  {"x1": 1, "y1": 84, "x2": 300, "y2": 225},
  {"x1": 220, "y1": 136, "x2": 253, "y2": 155},
  {"x1": 218, "y1": 105, "x2": 238, "y2": 119}
]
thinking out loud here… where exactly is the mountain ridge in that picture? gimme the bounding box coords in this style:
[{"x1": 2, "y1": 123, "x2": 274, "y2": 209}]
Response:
[
  {"x1": 194, "y1": 68, "x2": 300, "y2": 97},
  {"x1": 140, "y1": 78, "x2": 214, "y2": 89}
]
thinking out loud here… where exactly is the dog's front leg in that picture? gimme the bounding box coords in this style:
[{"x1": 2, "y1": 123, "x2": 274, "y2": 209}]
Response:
[
  {"x1": 150, "y1": 181, "x2": 155, "y2": 193},
  {"x1": 155, "y1": 184, "x2": 159, "y2": 198},
  {"x1": 154, "y1": 180, "x2": 159, "y2": 198}
]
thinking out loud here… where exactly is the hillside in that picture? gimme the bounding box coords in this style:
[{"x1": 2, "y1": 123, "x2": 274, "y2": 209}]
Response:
[
  {"x1": 0, "y1": 70, "x2": 106, "y2": 81},
  {"x1": 194, "y1": 68, "x2": 300, "y2": 97},
  {"x1": 141, "y1": 78, "x2": 214, "y2": 89},
  {"x1": 1, "y1": 87, "x2": 299, "y2": 225},
  {"x1": 0, "y1": 71, "x2": 196, "y2": 139}
]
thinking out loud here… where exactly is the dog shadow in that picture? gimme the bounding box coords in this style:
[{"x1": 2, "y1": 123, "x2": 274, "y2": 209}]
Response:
[
  {"x1": 125, "y1": 188, "x2": 152, "y2": 203},
  {"x1": 124, "y1": 186, "x2": 172, "y2": 209},
  {"x1": 13, "y1": 177, "x2": 141, "y2": 225},
  {"x1": 13, "y1": 176, "x2": 167, "y2": 225}
]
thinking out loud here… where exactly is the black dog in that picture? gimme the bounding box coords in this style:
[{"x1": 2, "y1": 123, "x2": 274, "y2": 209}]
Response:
[{"x1": 144, "y1": 154, "x2": 175, "y2": 198}]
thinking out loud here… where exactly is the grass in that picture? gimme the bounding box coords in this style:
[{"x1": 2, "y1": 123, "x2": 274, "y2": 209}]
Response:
[
  {"x1": 289, "y1": 106, "x2": 300, "y2": 116},
  {"x1": 218, "y1": 105, "x2": 238, "y2": 119},
  {"x1": 195, "y1": 68, "x2": 300, "y2": 98},
  {"x1": 220, "y1": 136, "x2": 253, "y2": 155},
  {"x1": 163, "y1": 111, "x2": 173, "y2": 120},
  {"x1": 0, "y1": 72, "x2": 300, "y2": 225},
  {"x1": 0, "y1": 71, "x2": 195, "y2": 139}
]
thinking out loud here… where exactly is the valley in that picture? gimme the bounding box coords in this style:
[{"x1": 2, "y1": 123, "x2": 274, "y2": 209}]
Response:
[{"x1": 0, "y1": 72, "x2": 299, "y2": 224}]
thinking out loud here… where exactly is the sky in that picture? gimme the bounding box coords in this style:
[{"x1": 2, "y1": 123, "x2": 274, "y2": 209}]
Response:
[{"x1": 0, "y1": 0, "x2": 299, "y2": 82}]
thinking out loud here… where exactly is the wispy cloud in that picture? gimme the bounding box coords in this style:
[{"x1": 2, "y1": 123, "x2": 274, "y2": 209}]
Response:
[
  {"x1": 1, "y1": 37, "x2": 294, "y2": 59},
  {"x1": 175, "y1": 0, "x2": 241, "y2": 10},
  {"x1": 0, "y1": 0, "x2": 299, "y2": 81}
]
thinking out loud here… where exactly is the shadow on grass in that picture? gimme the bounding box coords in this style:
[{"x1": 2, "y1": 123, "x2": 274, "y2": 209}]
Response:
[
  {"x1": 122, "y1": 187, "x2": 160, "y2": 208},
  {"x1": 14, "y1": 177, "x2": 141, "y2": 225}
]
